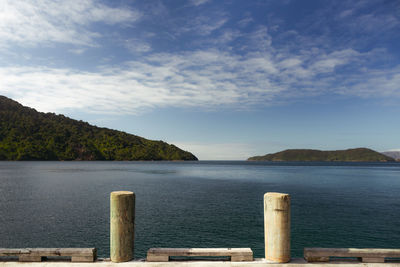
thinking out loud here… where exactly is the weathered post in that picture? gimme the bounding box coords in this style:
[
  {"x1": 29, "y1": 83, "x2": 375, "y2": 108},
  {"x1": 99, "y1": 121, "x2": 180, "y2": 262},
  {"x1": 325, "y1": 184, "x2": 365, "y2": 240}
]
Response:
[
  {"x1": 264, "y1": 192, "x2": 290, "y2": 263},
  {"x1": 110, "y1": 191, "x2": 135, "y2": 262}
]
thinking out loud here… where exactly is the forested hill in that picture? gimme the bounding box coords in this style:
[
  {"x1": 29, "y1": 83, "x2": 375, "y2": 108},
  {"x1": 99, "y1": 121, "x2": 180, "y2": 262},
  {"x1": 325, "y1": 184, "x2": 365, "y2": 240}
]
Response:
[
  {"x1": 248, "y1": 148, "x2": 395, "y2": 162},
  {"x1": 0, "y1": 96, "x2": 197, "y2": 161}
]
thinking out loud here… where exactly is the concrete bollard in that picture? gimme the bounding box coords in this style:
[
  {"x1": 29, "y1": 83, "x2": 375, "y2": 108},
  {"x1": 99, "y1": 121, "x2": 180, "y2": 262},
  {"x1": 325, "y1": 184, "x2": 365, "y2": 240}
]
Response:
[
  {"x1": 110, "y1": 191, "x2": 135, "y2": 262},
  {"x1": 264, "y1": 192, "x2": 291, "y2": 263}
]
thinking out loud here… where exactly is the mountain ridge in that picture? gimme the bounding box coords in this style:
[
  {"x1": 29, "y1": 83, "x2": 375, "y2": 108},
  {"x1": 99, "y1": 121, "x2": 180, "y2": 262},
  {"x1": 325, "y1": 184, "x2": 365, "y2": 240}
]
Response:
[
  {"x1": 0, "y1": 95, "x2": 197, "y2": 161},
  {"x1": 248, "y1": 148, "x2": 395, "y2": 162}
]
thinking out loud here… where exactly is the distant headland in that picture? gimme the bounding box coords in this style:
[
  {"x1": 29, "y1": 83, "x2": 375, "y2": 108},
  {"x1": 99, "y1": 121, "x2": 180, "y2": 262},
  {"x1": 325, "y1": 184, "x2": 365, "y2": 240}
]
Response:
[
  {"x1": 248, "y1": 148, "x2": 396, "y2": 162},
  {"x1": 0, "y1": 96, "x2": 198, "y2": 161}
]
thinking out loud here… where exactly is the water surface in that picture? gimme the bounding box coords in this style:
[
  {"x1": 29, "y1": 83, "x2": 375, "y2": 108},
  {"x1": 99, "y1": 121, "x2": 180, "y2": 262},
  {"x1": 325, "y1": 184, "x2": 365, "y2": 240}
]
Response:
[{"x1": 0, "y1": 161, "x2": 399, "y2": 258}]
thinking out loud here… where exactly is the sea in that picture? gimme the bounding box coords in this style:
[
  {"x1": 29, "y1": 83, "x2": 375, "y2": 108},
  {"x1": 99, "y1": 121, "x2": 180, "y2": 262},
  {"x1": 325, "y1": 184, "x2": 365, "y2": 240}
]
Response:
[{"x1": 0, "y1": 161, "x2": 399, "y2": 259}]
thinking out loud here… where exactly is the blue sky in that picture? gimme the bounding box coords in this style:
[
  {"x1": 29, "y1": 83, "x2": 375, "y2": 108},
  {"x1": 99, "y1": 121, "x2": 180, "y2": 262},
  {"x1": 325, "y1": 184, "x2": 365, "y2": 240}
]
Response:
[{"x1": 0, "y1": 0, "x2": 399, "y2": 159}]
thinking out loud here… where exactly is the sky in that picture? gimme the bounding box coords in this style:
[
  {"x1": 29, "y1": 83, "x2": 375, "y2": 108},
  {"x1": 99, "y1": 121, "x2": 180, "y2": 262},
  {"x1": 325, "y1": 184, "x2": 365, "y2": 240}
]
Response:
[{"x1": 0, "y1": 0, "x2": 399, "y2": 160}]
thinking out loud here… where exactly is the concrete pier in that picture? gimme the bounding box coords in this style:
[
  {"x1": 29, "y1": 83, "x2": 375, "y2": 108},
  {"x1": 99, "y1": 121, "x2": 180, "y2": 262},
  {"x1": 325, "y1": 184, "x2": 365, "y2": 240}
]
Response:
[{"x1": 1, "y1": 258, "x2": 399, "y2": 267}]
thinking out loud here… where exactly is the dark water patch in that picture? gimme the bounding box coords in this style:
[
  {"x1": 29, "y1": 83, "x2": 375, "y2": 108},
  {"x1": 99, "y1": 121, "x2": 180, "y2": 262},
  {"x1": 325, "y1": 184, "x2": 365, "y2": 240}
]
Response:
[{"x1": 0, "y1": 161, "x2": 399, "y2": 259}]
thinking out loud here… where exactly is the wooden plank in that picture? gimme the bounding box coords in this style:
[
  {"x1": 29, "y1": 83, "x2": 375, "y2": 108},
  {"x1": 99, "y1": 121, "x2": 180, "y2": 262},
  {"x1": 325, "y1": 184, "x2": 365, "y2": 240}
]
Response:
[
  {"x1": 305, "y1": 247, "x2": 400, "y2": 258},
  {"x1": 304, "y1": 248, "x2": 400, "y2": 262},
  {"x1": 147, "y1": 248, "x2": 253, "y2": 262},
  {"x1": 110, "y1": 191, "x2": 135, "y2": 263},
  {"x1": 264, "y1": 192, "x2": 291, "y2": 263},
  {"x1": 0, "y1": 249, "x2": 30, "y2": 256},
  {"x1": 19, "y1": 255, "x2": 42, "y2": 262},
  {"x1": 147, "y1": 255, "x2": 169, "y2": 262},
  {"x1": 26, "y1": 248, "x2": 95, "y2": 256},
  {"x1": 26, "y1": 248, "x2": 60, "y2": 256},
  {"x1": 362, "y1": 257, "x2": 385, "y2": 263},
  {"x1": 71, "y1": 256, "x2": 95, "y2": 262},
  {"x1": 231, "y1": 255, "x2": 253, "y2": 262},
  {"x1": 0, "y1": 248, "x2": 96, "y2": 262},
  {"x1": 148, "y1": 248, "x2": 252, "y2": 256},
  {"x1": 303, "y1": 256, "x2": 329, "y2": 262},
  {"x1": 58, "y1": 248, "x2": 96, "y2": 256}
]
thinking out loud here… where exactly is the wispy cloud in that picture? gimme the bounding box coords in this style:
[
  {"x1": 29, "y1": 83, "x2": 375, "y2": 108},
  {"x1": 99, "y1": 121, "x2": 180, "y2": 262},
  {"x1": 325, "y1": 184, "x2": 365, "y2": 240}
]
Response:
[
  {"x1": 180, "y1": 15, "x2": 228, "y2": 36},
  {"x1": 0, "y1": 0, "x2": 399, "y2": 118},
  {"x1": 1, "y1": 42, "x2": 398, "y2": 115},
  {"x1": 68, "y1": 48, "x2": 86, "y2": 55},
  {"x1": 124, "y1": 39, "x2": 152, "y2": 54},
  {"x1": 350, "y1": 12, "x2": 399, "y2": 33},
  {"x1": 0, "y1": 0, "x2": 141, "y2": 47},
  {"x1": 237, "y1": 17, "x2": 254, "y2": 28},
  {"x1": 338, "y1": 66, "x2": 400, "y2": 98},
  {"x1": 190, "y1": 0, "x2": 211, "y2": 7}
]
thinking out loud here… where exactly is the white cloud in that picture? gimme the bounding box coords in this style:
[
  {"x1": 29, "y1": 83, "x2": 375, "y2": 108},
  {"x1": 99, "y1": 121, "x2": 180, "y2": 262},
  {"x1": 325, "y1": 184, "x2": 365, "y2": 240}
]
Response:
[
  {"x1": 338, "y1": 66, "x2": 400, "y2": 98},
  {"x1": 338, "y1": 9, "x2": 353, "y2": 18},
  {"x1": 198, "y1": 17, "x2": 228, "y2": 35},
  {"x1": 190, "y1": 0, "x2": 211, "y2": 7},
  {"x1": 1, "y1": 43, "x2": 398, "y2": 116},
  {"x1": 210, "y1": 30, "x2": 242, "y2": 45},
  {"x1": 355, "y1": 13, "x2": 399, "y2": 32},
  {"x1": 310, "y1": 49, "x2": 360, "y2": 73},
  {"x1": 333, "y1": 0, "x2": 400, "y2": 40},
  {"x1": 237, "y1": 17, "x2": 253, "y2": 28},
  {"x1": 247, "y1": 26, "x2": 272, "y2": 51},
  {"x1": 178, "y1": 12, "x2": 228, "y2": 36},
  {"x1": 0, "y1": 0, "x2": 141, "y2": 47},
  {"x1": 0, "y1": 50, "x2": 266, "y2": 114},
  {"x1": 68, "y1": 48, "x2": 86, "y2": 55},
  {"x1": 124, "y1": 39, "x2": 151, "y2": 53},
  {"x1": 279, "y1": 58, "x2": 302, "y2": 69}
]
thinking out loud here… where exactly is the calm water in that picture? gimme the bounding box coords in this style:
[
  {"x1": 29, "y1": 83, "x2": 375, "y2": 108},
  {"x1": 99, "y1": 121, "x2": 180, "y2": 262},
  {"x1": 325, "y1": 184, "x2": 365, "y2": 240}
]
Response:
[{"x1": 0, "y1": 161, "x2": 399, "y2": 259}]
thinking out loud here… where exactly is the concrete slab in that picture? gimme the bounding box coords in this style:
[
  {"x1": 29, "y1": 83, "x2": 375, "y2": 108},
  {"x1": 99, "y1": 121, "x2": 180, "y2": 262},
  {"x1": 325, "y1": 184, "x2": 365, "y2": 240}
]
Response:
[{"x1": 0, "y1": 258, "x2": 399, "y2": 266}]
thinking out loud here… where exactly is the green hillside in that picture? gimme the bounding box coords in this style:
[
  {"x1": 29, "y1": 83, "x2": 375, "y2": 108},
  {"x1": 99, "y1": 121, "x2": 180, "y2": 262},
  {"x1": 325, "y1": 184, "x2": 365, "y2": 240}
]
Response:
[
  {"x1": 0, "y1": 96, "x2": 197, "y2": 161},
  {"x1": 248, "y1": 148, "x2": 395, "y2": 162}
]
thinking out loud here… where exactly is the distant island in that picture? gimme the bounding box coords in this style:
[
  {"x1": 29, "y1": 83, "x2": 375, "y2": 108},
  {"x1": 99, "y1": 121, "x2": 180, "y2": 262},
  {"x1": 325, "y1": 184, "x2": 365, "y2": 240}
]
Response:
[
  {"x1": 248, "y1": 148, "x2": 396, "y2": 162},
  {"x1": 0, "y1": 96, "x2": 197, "y2": 161}
]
